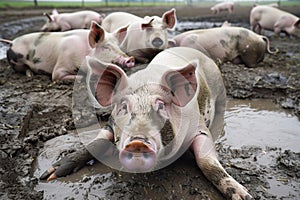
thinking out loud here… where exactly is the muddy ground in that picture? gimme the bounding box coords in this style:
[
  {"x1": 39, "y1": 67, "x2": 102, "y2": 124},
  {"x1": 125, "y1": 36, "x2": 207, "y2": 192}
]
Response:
[{"x1": 0, "y1": 5, "x2": 299, "y2": 200}]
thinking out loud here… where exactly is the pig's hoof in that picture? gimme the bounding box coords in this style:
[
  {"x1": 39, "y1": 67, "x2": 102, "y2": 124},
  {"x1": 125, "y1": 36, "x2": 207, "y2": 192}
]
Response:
[
  {"x1": 39, "y1": 153, "x2": 85, "y2": 181},
  {"x1": 221, "y1": 178, "x2": 253, "y2": 200}
]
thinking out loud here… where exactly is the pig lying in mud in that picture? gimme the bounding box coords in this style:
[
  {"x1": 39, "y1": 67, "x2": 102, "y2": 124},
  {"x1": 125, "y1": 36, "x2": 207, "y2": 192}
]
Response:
[
  {"x1": 40, "y1": 47, "x2": 253, "y2": 199},
  {"x1": 250, "y1": 5, "x2": 300, "y2": 37},
  {"x1": 0, "y1": 21, "x2": 134, "y2": 81},
  {"x1": 41, "y1": 9, "x2": 105, "y2": 32},
  {"x1": 101, "y1": 8, "x2": 177, "y2": 63},
  {"x1": 210, "y1": 2, "x2": 234, "y2": 14},
  {"x1": 169, "y1": 27, "x2": 277, "y2": 67}
]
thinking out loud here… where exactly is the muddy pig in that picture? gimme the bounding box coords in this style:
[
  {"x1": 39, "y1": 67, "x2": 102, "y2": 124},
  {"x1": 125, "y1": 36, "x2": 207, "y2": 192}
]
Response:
[
  {"x1": 1, "y1": 21, "x2": 134, "y2": 81},
  {"x1": 101, "y1": 8, "x2": 177, "y2": 63},
  {"x1": 41, "y1": 9, "x2": 105, "y2": 32},
  {"x1": 40, "y1": 47, "x2": 253, "y2": 200},
  {"x1": 250, "y1": 5, "x2": 300, "y2": 37},
  {"x1": 210, "y1": 2, "x2": 234, "y2": 14},
  {"x1": 169, "y1": 26, "x2": 277, "y2": 67}
]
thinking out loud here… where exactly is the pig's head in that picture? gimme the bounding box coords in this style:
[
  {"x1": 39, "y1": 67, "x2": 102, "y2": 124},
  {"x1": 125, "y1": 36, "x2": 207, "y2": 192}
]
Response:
[
  {"x1": 142, "y1": 8, "x2": 177, "y2": 49},
  {"x1": 85, "y1": 55, "x2": 199, "y2": 172},
  {"x1": 41, "y1": 9, "x2": 60, "y2": 32},
  {"x1": 289, "y1": 19, "x2": 300, "y2": 37},
  {"x1": 119, "y1": 8, "x2": 177, "y2": 62},
  {"x1": 88, "y1": 21, "x2": 135, "y2": 69}
]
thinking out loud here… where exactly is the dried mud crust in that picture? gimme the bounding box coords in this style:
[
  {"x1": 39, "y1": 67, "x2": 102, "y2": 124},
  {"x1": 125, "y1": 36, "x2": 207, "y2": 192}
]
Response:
[{"x1": 0, "y1": 6, "x2": 300, "y2": 200}]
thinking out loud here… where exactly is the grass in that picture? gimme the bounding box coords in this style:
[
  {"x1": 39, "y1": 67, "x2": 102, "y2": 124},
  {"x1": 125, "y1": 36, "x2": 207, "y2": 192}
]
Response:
[{"x1": 0, "y1": 1, "x2": 187, "y2": 8}]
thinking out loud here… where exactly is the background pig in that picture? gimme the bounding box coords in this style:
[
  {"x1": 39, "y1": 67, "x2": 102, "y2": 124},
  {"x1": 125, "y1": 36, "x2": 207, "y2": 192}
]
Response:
[
  {"x1": 2, "y1": 21, "x2": 134, "y2": 81},
  {"x1": 41, "y1": 9, "x2": 105, "y2": 32},
  {"x1": 101, "y1": 8, "x2": 177, "y2": 63},
  {"x1": 210, "y1": 2, "x2": 234, "y2": 14},
  {"x1": 170, "y1": 26, "x2": 277, "y2": 67},
  {"x1": 250, "y1": 5, "x2": 300, "y2": 37},
  {"x1": 40, "y1": 47, "x2": 252, "y2": 199}
]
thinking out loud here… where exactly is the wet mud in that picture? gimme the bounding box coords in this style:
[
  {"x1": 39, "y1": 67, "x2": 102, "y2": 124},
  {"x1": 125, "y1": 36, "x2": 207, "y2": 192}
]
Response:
[{"x1": 0, "y1": 5, "x2": 299, "y2": 200}]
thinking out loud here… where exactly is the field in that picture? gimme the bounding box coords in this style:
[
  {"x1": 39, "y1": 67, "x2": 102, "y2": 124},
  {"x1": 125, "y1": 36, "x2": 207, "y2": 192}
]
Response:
[{"x1": 0, "y1": 4, "x2": 300, "y2": 200}]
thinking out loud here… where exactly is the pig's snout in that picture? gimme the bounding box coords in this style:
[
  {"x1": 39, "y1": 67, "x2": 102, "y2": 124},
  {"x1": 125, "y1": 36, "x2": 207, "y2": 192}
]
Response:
[
  {"x1": 152, "y1": 37, "x2": 164, "y2": 48},
  {"x1": 114, "y1": 56, "x2": 135, "y2": 68},
  {"x1": 120, "y1": 137, "x2": 156, "y2": 172},
  {"x1": 124, "y1": 56, "x2": 135, "y2": 68}
]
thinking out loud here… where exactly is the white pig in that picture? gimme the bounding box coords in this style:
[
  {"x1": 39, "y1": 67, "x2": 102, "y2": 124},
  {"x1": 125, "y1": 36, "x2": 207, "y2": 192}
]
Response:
[
  {"x1": 169, "y1": 27, "x2": 277, "y2": 67},
  {"x1": 2, "y1": 21, "x2": 134, "y2": 81},
  {"x1": 210, "y1": 2, "x2": 234, "y2": 14},
  {"x1": 40, "y1": 47, "x2": 253, "y2": 200},
  {"x1": 101, "y1": 9, "x2": 177, "y2": 63},
  {"x1": 41, "y1": 9, "x2": 105, "y2": 32},
  {"x1": 250, "y1": 5, "x2": 300, "y2": 37}
]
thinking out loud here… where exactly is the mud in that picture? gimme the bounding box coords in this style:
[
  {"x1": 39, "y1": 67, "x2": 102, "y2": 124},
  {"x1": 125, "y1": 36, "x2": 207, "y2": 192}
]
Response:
[{"x1": 0, "y1": 5, "x2": 299, "y2": 200}]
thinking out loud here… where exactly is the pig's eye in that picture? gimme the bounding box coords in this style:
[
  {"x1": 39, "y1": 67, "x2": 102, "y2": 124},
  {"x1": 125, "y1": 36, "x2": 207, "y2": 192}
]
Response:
[
  {"x1": 157, "y1": 101, "x2": 164, "y2": 110},
  {"x1": 102, "y1": 45, "x2": 111, "y2": 50},
  {"x1": 155, "y1": 99, "x2": 169, "y2": 119},
  {"x1": 117, "y1": 101, "x2": 129, "y2": 116}
]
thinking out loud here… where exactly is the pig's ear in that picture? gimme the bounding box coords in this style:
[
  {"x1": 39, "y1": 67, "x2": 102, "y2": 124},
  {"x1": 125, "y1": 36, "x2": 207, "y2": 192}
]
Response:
[
  {"x1": 162, "y1": 8, "x2": 177, "y2": 29},
  {"x1": 43, "y1": 12, "x2": 53, "y2": 21},
  {"x1": 89, "y1": 21, "x2": 105, "y2": 48},
  {"x1": 52, "y1": 9, "x2": 59, "y2": 15},
  {"x1": 294, "y1": 19, "x2": 300, "y2": 28},
  {"x1": 141, "y1": 18, "x2": 154, "y2": 30},
  {"x1": 114, "y1": 25, "x2": 129, "y2": 44},
  {"x1": 168, "y1": 39, "x2": 177, "y2": 48},
  {"x1": 86, "y1": 56, "x2": 128, "y2": 108},
  {"x1": 162, "y1": 60, "x2": 198, "y2": 107}
]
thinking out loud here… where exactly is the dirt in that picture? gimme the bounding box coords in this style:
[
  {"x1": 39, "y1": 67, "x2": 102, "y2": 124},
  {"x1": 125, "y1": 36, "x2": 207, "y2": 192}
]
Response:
[{"x1": 0, "y1": 5, "x2": 299, "y2": 200}]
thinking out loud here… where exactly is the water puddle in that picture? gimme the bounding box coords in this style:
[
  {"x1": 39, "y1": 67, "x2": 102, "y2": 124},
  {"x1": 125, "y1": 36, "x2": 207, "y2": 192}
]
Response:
[
  {"x1": 221, "y1": 98, "x2": 300, "y2": 152},
  {"x1": 221, "y1": 98, "x2": 300, "y2": 199}
]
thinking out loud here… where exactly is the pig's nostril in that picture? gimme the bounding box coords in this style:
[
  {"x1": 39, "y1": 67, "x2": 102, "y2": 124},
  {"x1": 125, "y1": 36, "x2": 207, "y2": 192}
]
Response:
[
  {"x1": 124, "y1": 152, "x2": 133, "y2": 159},
  {"x1": 143, "y1": 152, "x2": 151, "y2": 158},
  {"x1": 152, "y1": 38, "x2": 163, "y2": 47},
  {"x1": 125, "y1": 56, "x2": 135, "y2": 67}
]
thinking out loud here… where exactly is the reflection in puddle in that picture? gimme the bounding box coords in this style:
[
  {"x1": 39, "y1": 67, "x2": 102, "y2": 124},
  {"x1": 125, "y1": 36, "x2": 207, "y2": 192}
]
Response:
[{"x1": 221, "y1": 98, "x2": 300, "y2": 152}]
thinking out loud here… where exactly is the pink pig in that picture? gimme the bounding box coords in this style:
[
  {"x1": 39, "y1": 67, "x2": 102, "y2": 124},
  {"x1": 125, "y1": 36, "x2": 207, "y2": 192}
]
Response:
[
  {"x1": 210, "y1": 2, "x2": 234, "y2": 14},
  {"x1": 1, "y1": 21, "x2": 134, "y2": 81},
  {"x1": 250, "y1": 5, "x2": 300, "y2": 37},
  {"x1": 41, "y1": 9, "x2": 105, "y2": 32}
]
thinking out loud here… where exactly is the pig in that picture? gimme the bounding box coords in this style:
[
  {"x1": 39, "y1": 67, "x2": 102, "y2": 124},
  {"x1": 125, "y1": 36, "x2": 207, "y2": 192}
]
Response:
[
  {"x1": 250, "y1": 5, "x2": 300, "y2": 37},
  {"x1": 210, "y1": 2, "x2": 234, "y2": 14},
  {"x1": 101, "y1": 8, "x2": 177, "y2": 63},
  {"x1": 41, "y1": 9, "x2": 105, "y2": 32},
  {"x1": 169, "y1": 27, "x2": 277, "y2": 67},
  {"x1": 40, "y1": 47, "x2": 253, "y2": 200},
  {"x1": 1, "y1": 21, "x2": 134, "y2": 81},
  {"x1": 253, "y1": 3, "x2": 279, "y2": 8}
]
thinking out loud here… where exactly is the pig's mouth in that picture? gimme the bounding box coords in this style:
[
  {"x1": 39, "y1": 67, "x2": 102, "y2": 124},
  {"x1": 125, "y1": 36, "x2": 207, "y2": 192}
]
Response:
[{"x1": 119, "y1": 136, "x2": 157, "y2": 172}]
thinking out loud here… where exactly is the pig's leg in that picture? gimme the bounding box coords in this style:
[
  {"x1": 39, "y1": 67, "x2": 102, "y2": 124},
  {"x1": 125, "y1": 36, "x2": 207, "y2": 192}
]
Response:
[
  {"x1": 191, "y1": 131, "x2": 253, "y2": 200},
  {"x1": 40, "y1": 128, "x2": 116, "y2": 181},
  {"x1": 52, "y1": 65, "x2": 76, "y2": 81}
]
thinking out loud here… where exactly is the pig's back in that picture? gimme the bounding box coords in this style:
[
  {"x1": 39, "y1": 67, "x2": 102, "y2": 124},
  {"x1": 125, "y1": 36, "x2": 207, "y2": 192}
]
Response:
[
  {"x1": 102, "y1": 12, "x2": 142, "y2": 32},
  {"x1": 251, "y1": 6, "x2": 289, "y2": 28}
]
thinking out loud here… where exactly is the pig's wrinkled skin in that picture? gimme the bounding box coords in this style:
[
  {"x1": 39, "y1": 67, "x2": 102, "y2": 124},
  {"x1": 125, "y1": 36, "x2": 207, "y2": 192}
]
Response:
[
  {"x1": 40, "y1": 47, "x2": 253, "y2": 199},
  {"x1": 250, "y1": 5, "x2": 300, "y2": 37},
  {"x1": 210, "y1": 2, "x2": 234, "y2": 14},
  {"x1": 41, "y1": 9, "x2": 105, "y2": 32},
  {"x1": 101, "y1": 8, "x2": 177, "y2": 63},
  {"x1": 2, "y1": 21, "x2": 135, "y2": 81},
  {"x1": 169, "y1": 27, "x2": 277, "y2": 67}
]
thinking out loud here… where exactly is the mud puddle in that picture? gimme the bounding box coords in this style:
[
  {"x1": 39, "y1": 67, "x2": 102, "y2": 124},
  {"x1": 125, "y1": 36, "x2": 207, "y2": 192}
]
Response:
[
  {"x1": 221, "y1": 98, "x2": 300, "y2": 151},
  {"x1": 33, "y1": 99, "x2": 300, "y2": 199}
]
